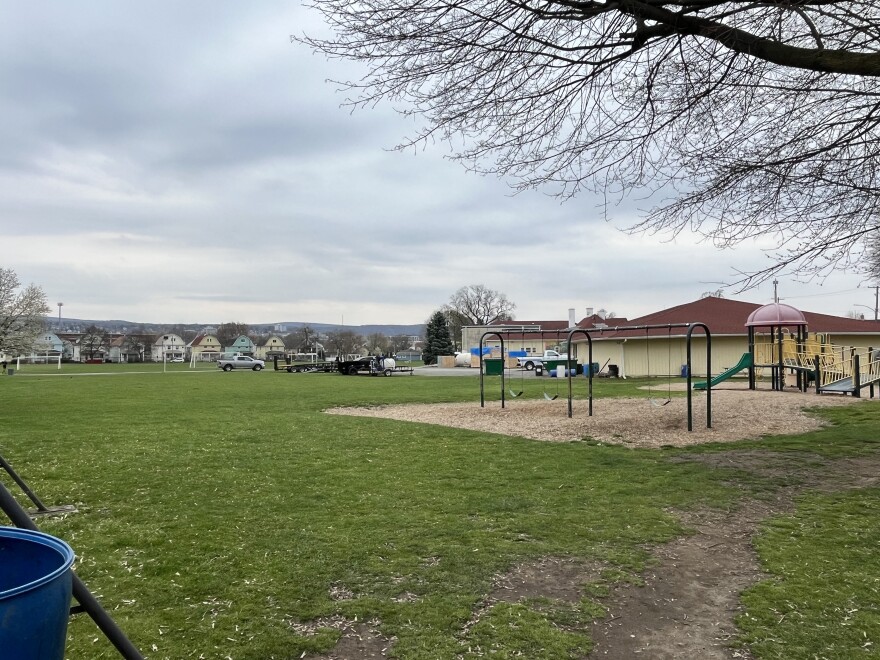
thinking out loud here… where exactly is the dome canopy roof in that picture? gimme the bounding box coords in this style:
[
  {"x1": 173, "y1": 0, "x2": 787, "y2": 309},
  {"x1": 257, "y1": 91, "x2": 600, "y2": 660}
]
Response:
[{"x1": 745, "y1": 303, "x2": 807, "y2": 328}]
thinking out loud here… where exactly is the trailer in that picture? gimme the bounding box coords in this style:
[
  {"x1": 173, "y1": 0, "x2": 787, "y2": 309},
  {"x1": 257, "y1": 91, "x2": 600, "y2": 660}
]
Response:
[
  {"x1": 273, "y1": 357, "x2": 336, "y2": 373},
  {"x1": 337, "y1": 357, "x2": 414, "y2": 376},
  {"x1": 273, "y1": 356, "x2": 413, "y2": 376}
]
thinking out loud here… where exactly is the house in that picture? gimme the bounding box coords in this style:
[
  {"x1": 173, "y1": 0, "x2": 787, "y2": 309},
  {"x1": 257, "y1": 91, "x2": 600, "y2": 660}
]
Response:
[
  {"x1": 225, "y1": 335, "x2": 256, "y2": 357},
  {"x1": 570, "y1": 296, "x2": 880, "y2": 378},
  {"x1": 30, "y1": 332, "x2": 65, "y2": 359},
  {"x1": 187, "y1": 333, "x2": 223, "y2": 362},
  {"x1": 152, "y1": 333, "x2": 186, "y2": 362},
  {"x1": 255, "y1": 335, "x2": 286, "y2": 360},
  {"x1": 106, "y1": 334, "x2": 153, "y2": 363}
]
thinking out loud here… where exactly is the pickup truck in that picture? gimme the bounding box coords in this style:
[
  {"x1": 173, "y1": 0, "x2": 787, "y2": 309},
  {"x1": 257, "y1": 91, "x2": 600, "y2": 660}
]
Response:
[
  {"x1": 217, "y1": 355, "x2": 265, "y2": 371},
  {"x1": 516, "y1": 350, "x2": 568, "y2": 371}
]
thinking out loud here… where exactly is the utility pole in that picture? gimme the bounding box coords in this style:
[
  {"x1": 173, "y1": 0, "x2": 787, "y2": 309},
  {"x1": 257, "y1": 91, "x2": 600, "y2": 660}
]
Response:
[{"x1": 875, "y1": 285, "x2": 879, "y2": 321}]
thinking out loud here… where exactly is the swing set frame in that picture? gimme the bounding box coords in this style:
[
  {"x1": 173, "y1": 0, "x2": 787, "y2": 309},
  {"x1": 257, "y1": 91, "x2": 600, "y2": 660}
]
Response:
[{"x1": 479, "y1": 322, "x2": 713, "y2": 432}]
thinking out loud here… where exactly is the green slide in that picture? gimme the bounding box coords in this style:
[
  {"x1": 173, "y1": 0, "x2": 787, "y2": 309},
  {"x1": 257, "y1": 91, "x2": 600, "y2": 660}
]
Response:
[{"x1": 693, "y1": 352, "x2": 753, "y2": 390}]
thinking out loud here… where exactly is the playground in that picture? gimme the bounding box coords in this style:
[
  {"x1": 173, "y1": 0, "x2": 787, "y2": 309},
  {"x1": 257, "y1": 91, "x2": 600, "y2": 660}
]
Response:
[
  {"x1": 328, "y1": 385, "x2": 862, "y2": 448},
  {"x1": 2, "y1": 305, "x2": 880, "y2": 659}
]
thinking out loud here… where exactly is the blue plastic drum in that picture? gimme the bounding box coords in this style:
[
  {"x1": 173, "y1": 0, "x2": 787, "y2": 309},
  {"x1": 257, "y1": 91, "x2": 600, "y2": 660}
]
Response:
[{"x1": 0, "y1": 527, "x2": 75, "y2": 659}]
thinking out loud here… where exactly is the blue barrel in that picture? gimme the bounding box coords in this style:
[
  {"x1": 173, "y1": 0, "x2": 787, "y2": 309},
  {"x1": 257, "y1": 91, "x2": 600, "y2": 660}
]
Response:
[{"x1": 0, "y1": 527, "x2": 75, "y2": 659}]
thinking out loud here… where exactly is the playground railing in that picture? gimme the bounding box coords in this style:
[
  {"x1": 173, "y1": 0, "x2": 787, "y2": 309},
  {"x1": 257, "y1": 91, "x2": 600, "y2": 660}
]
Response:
[
  {"x1": 858, "y1": 350, "x2": 880, "y2": 385},
  {"x1": 818, "y1": 347, "x2": 848, "y2": 387}
]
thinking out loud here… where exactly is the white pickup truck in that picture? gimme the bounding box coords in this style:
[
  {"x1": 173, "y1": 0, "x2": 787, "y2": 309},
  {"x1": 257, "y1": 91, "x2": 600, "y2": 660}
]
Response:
[
  {"x1": 516, "y1": 350, "x2": 568, "y2": 371},
  {"x1": 217, "y1": 355, "x2": 265, "y2": 371}
]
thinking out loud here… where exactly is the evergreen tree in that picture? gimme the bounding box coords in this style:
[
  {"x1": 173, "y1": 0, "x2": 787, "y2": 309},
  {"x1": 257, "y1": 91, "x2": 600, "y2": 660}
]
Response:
[{"x1": 422, "y1": 310, "x2": 454, "y2": 365}]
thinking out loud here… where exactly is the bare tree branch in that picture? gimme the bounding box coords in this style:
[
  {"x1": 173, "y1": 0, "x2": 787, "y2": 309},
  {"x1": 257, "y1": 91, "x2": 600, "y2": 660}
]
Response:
[{"x1": 297, "y1": 0, "x2": 880, "y2": 283}]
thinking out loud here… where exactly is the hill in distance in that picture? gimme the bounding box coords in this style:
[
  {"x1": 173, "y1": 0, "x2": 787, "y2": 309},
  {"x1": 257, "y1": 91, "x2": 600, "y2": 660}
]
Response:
[{"x1": 50, "y1": 318, "x2": 425, "y2": 337}]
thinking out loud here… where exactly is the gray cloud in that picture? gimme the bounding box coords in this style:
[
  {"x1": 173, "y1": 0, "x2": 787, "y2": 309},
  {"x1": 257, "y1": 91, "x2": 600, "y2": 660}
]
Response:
[{"x1": 0, "y1": 1, "x2": 868, "y2": 324}]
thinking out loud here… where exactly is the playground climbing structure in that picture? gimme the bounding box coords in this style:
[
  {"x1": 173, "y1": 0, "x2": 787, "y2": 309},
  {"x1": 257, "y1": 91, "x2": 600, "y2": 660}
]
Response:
[{"x1": 748, "y1": 304, "x2": 880, "y2": 397}]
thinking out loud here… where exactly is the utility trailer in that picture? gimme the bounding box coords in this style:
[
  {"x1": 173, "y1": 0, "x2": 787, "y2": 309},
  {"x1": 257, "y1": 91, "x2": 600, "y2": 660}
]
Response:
[
  {"x1": 273, "y1": 357, "x2": 336, "y2": 373},
  {"x1": 336, "y1": 356, "x2": 414, "y2": 376}
]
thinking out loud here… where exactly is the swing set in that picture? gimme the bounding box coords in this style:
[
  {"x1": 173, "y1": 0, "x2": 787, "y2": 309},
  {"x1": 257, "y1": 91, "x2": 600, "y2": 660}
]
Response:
[
  {"x1": 492, "y1": 329, "x2": 569, "y2": 401},
  {"x1": 479, "y1": 322, "x2": 713, "y2": 432},
  {"x1": 645, "y1": 325, "x2": 674, "y2": 406}
]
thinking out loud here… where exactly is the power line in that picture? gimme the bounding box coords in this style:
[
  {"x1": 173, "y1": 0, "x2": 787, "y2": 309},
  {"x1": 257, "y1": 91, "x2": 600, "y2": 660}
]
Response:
[{"x1": 781, "y1": 288, "x2": 863, "y2": 300}]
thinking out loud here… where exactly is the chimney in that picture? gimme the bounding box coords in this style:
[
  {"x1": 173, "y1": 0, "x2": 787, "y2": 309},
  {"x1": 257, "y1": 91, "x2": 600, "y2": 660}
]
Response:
[
  {"x1": 568, "y1": 308, "x2": 576, "y2": 327},
  {"x1": 586, "y1": 307, "x2": 594, "y2": 318},
  {"x1": 597, "y1": 308, "x2": 607, "y2": 320}
]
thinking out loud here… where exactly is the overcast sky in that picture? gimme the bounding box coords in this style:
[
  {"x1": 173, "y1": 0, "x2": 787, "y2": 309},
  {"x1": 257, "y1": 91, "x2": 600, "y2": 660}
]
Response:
[{"x1": 1, "y1": 2, "x2": 875, "y2": 326}]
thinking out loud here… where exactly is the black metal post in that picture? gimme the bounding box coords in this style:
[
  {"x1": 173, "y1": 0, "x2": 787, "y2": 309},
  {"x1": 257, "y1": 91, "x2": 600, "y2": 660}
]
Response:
[
  {"x1": 479, "y1": 332, "x2": 506, "y2": 409},
  {"x1": 686, "y1": 323, "x2": 711, "y2": 431},
  {"x1": 0, "y1": 453, "x2": 49, "y2": 511},
  {"x1": 748, "y1": 327, "x2": 756, "y2": 390},
  {"x1": 565, "y1": 330, "x2": 593, "y2": 418},
  {"x1": 0, "y1": 481, "x2": 144, "y2": 659},
  {"x1": 854, "y1": 353, "x2": 861, "y2": 398},
  {"x1": 776, "y1": 325, "x2": 784, "y2": 391}
]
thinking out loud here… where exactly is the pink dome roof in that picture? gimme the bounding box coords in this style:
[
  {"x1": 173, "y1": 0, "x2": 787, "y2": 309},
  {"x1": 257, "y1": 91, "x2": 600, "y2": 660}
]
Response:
[{"x1": 745, "y1": 303, "x2": 807, "y2": 327}]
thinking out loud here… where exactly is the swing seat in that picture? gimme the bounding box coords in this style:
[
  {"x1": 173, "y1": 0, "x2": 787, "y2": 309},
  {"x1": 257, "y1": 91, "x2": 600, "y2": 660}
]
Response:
[
  {"x1": 649, "y1": 398, "x2": 672, "y2": 407},
  {"x1": 508, "y1": 389, "x2": 523, "y2": 398},
  {"x1": 543, "y1": 392, "x2": 558, "y2": 401}
]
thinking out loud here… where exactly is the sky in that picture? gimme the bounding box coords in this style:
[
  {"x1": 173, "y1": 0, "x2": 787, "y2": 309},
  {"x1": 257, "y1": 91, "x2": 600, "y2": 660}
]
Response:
[{"x1": 1, "y1": 2, "x2": 876, "y2": 327}]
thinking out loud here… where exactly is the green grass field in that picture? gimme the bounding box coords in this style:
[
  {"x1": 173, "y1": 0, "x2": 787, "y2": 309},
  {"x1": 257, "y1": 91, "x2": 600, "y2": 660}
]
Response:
[{"x1": 1, "y1": 367, "x2": 878, "y2": 659}]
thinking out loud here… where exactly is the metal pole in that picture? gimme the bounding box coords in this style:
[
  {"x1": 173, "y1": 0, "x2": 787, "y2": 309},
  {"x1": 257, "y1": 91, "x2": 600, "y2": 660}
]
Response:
[
  {"x1": 565, "y1": 330, "x2": 593, "y2": 418},
  {"x1": 479, "y1": 332, "x2": 507, "y2": 408},
  {"x1": 0, "y1": 481, "x2": 144, "y2": 659},
  {"x1": 0, "y1": 453, "x2": 49, "y2": 511},
  {"x1": 686, "y1": 323, "x2": 711, "y2": 431}
]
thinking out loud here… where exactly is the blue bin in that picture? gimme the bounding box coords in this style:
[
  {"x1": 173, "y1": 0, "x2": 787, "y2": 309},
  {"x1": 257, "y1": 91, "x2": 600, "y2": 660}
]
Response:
[{"x1": 0, "y1": 527, "x2": 75, "y2": 659}]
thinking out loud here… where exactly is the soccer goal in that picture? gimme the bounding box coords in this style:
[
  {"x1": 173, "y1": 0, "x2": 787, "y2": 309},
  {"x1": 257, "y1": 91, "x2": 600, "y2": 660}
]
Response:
[
  {"x1": 189, "y1": 351, "x2": 221, "y2": 370},
  {"x1": 10, "y1": 354, "x2": 62, "y2": 372}
]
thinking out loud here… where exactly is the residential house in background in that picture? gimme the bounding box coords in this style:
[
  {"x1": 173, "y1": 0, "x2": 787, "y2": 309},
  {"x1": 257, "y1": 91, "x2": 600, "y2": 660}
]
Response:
[
  {"x1": 31, "y1": 332, "x2": 65, "y2": 359},
  {"x1": 187, "y1": 333, "x2": 223, "y2": 362},
  {"x1": 255, "y1": 335, "x2": 286, "y2": 361},
  {"x1": 152, "y1": 333, "x2": 186, "y2": 362},
  {"x1": 225, "y1": 335, "x2": 256, "y2": 356},
  {"x1": 106, "y1": 334, "x2": 153, "y2": 363}
]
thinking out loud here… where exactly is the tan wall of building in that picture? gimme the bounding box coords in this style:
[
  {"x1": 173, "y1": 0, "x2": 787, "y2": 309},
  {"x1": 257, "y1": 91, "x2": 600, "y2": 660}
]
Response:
[{"x1": 574, "y1": 336, "x2": 750, "y2": 378}]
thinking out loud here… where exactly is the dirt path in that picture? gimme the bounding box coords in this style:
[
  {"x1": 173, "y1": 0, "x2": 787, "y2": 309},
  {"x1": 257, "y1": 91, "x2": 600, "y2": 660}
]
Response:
[
  {"x1": 587, "y1": 452, "x2": 880, "y2": 659},
  {"x1": 309, "y1": 395, "x2": 880, "y2": 660}
]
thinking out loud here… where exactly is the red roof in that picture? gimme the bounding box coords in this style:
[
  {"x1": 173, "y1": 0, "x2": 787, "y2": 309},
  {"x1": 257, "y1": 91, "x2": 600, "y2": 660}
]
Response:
[
  {"x1": 483, "y1": 315, "x2": 630, "y2": 341},
  {"x1": 586, "y1": 296, "x2": 880, "y2": 338}
]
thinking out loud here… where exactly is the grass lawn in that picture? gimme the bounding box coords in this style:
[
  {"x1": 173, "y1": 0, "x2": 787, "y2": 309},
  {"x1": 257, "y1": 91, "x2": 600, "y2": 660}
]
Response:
[{"x1": 0, "y1": 367, "x2": 878, "y2": 658}]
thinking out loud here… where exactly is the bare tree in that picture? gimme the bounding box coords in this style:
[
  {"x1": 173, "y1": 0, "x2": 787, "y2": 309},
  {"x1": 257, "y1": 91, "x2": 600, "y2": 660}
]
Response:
[
  {"x1": 325, "y1": 329, "x2": 364, "y2": 357},
  {"x1": 868, "y1": 236, "x2": 880, "y2": 283},
  {"x1": 284, "y1": 325, "x2": 319, "y2": 353},
  {"x1": 216, "y1": 322, "x2": 249, "y2": 349},
  {"x1": 365, "y1": 332, "x2": 392, "y2": 355},
  {"x1": 80, "y1": 325, "x2": 108, "y2": 361},
  {"x1": 122, "y1": 335, "x2": 148, "y2": 362},
  {"x1": 444, "y1": 285, "x2": 516, "y2": 327},
  {"x1": 390, "y1": 334, "x2": 413, "y2": 353},
  {"x1": 0, "y1": 268, "x2": 50, "y2": 358},
  {"x1": 299, "y1": 1, "x2": 880, "y2": 285}
]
